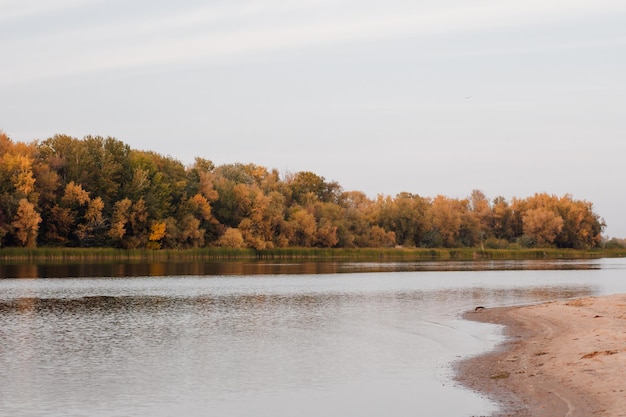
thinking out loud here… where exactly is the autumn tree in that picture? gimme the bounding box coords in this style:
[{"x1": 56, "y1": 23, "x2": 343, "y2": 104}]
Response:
[
  {"x1": 76, "y1": 197, "x2": 106, "y2": 246},
  {"x1": 2, "y1": 154, "x2": 36, "y2": 199},
  {"x1": 211, "y1": 166, "x2": 256, "y2": 228},
  {"x1": 522, "y1": 208, "x2": 564, "y2": 246},
  {"x1": 369, "y1": 226, "x2": 396, "y2": 247},
  {"x1": 287, "y1": 208, "x2": 317, "y2": 247},
  {"x1": 42, "y1": 181, "x2": 92, "y2": 245},
  {"x1": 336, "y1": 191, "x2": 372, "y2": 247},
  {"x1": 186, "y1": 158, "x2": 218, "y2": 202},
  {"x1": 0, "y1": 135, "x2": 39, "y2": 210},
  {"x1": 0, "y1": 132, "x2": 612, "y2": 250},
  {"x1": 73, "y1": 136, "x2": 131, "y2": 206},
  {"x1": 12, "y1": 199, "x2": 42, "y2": 247},
  {"x1": 166, "y1": 193, "x2": 215, "y2": 248},
  {"x1": 490, "y1": 196, "x2": 516, "y2": 241},
  {"x1": 147, "y1": 221, "x2": 167, "y2": 249},
  {"x1": 238, "y1": 191, "x2": 284, "y2": 249},
  {"x1": 430, "y1": 195, "x2": 463, "y2": 247},
  {"x1": 288, "y1": 171, "x2": 342, "y2": 205},
  {"x1": 377, "y1": 193, "x2": 430, "y2": 247},
  {"x1": 125, "y1": 150, "x2": 187, "y2": 220},
  {"x1": 515, "y1": 193, "x2": 574, "y2": 247},
  {"x1": 0, "y1": 134, "x2": 39, "y2": 245},
  {"x1": 108, "y1": 198, "x2": 132, "y2": 244},
  {"x1": 178, "y1": 215, "x2": 205, "y2": 248},
  {"x1": 217, "y1": 227, "x2": 245, "y2": 248},
  {"x1": 554, "y1": 195, "x2": 605, "y2": 249},
  {"x1": 460, "y1": 190, "x2": 491, "y2": 247}
]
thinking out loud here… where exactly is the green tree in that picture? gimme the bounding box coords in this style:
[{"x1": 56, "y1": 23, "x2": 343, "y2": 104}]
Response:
[{"x1": 125, "y1": 150, "x2": 187, "y2": 220}]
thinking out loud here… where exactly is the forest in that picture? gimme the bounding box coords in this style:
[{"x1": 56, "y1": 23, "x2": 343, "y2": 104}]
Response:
[{"x1": 0, "y1": 132, "x2": 606, "y2": 250}]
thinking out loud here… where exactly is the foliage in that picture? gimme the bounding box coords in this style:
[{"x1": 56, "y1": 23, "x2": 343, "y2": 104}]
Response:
[{"x1": 0, "y1": 131, "x2": 609, "y2": 250}]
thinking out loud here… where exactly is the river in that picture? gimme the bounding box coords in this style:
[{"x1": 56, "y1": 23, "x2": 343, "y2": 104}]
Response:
[{"x1": 1, "y1": 258, "x2": 625, "y2": 416}]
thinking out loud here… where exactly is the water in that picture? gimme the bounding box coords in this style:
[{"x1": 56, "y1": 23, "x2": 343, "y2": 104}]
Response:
[{"x1": 1, "y1": 258, "x2": 626, "y2": 417}]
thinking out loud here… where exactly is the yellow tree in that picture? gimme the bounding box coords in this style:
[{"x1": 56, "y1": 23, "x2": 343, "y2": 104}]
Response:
[
  {"x1": 2, "y1": 154, "x2": 36, "y2": 198},
  {"x1": 108, "y1": 198, "x2": 132, "y2": 242},
  {"x1": 0, "y1": 134, "x2": 40, "y2": 245},
  {"x1": 43, "y1": 182, "x2": 90, "y2": 244},
  {"x1": 186, "y1": 158, "x2": 219, "y2": 202},
  {"x1": 61, "y1": 181, "x2": 90, "y2": 207},
  {"x1": 491, "y1": 196, "x2": 516, "y2": 241},
  {"x1": 198, "y1": 171, "x2": 219, "y2": 202},
  {"x1": 11, "y1": 199, "x2": 42, "y2": 247},
  {"x1": 369, "y1": 226, "x2": 396, "y2": 247},
  {"x1": 514, "y1": 193, "x2": 564, "y2": 246},
  {"x1": 315, "y1": 218, "x2": 339, "y2": 247},
  {"x1": 461, "y1": 190, "x2": 491, "y2": 247},
  {"x1": 238, "y1": 191, "x2": 278, "y2": 249},
  {"x1": 0, "y1": 137, "x2": 39, "y2": 204},
  {"x1": 76, "y1": 197, "x2": 106, "y2": 245},
  {"x1": 188, "y1": 193, "x2": 214, "y2": 222},
  {"x1": 522, "y1": 208, "x2": 564, "y2": 246},
  {"x1": 288, "y1": 208, "x2": 317, "y2": 247},
  {"x1": 147, "y1": 221, "x2": 167, "y2": 249},
  {"x1": 430, "y1": 195, "x2": 463, "y2": 247},
  {"x1": 217, "y1": 227, "x2": 245, "y2": 248},
  {"x1": 127, "y1": 198, "x2": 150, "y2": 248},
  {"x1": 554, "y1": 195, "x2": 604, "y2": 249},
  {"x1": 0, "y1": 130, "x2": 10, "y2": 154},
  {"x1": 377, "y1": 193, "x2": 430, "y2": 247},
  {"x1": 338, "y1": 191, "x2": 373, "y2": 247}
]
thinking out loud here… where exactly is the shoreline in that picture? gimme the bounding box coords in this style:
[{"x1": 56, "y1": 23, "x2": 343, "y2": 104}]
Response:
[
  {"x1": 456, "y1": 294, "x2": 626, "y2": 416},
  {"x1": 1, "y1": 247, "x2": 625, "y2": 262}
]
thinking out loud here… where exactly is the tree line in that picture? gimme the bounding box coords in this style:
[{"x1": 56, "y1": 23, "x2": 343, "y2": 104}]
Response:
[{"x1": 0, "y1": 132, "x2": 606, "y2": 250}]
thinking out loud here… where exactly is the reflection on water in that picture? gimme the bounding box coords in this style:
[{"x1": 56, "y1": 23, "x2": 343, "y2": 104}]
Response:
[
  {"x1": 0, "y1": 258, "x2": 606, "y2": 279},
  {"x1": 0, "y1": 258, "x2": 625, "y2": 417},
  {"x1": 0, "y1": 261, "x2": 342, "y2": 278}
]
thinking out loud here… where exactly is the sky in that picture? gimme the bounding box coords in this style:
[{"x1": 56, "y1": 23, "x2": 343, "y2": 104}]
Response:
[{"x1": 1, "y1": 0, "x2": 626, "y2": 237}]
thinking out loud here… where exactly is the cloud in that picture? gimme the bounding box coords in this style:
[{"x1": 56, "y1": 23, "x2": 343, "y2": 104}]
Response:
[
  {"x1": 2, "y1": 0, "x2": 625, "y2": 84},
  {"x1": 0, "y1": 0, "x2": 103, "y2": 21}
]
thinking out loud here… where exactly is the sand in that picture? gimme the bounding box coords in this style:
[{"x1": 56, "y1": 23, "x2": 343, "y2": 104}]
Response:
[{"x1": 456, "y1": 294, "x2": 626, "y2": 417}]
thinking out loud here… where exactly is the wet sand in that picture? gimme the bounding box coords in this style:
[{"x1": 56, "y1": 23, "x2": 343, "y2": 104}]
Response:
[{"x1": 456, "y1": 294, "x2": 626, "y2": 417}]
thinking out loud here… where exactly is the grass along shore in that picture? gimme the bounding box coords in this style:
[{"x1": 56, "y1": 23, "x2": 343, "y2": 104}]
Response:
[{"x1": 1, "y1": 246, "x2": 625, "y2": 262}]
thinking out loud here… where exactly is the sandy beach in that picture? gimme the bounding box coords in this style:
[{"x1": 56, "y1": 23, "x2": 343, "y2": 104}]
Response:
[{"x1": 457, "y1": 294, "x2": 626, "y2": 417}]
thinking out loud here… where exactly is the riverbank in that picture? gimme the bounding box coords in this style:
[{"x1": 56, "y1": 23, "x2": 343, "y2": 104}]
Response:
[
  {"x1": 1, "y1": 246, "x2": 625, "y2": 262},
  {"x1": 457, "y1": 294, "x2": 626, "y2": 416}
]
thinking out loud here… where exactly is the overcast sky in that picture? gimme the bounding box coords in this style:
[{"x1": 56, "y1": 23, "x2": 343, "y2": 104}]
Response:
[{"x1": 2, "y1": 0, "x2": 626, "y2": 237}]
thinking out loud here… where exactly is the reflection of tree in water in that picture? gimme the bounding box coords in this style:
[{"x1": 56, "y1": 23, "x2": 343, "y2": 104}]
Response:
[
  {"x1": 0, "y1": 258, "x2": 603, "y2": 279},
  {"x1": 0, "y1": 260, "x2": 348, "y2": 278}
]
